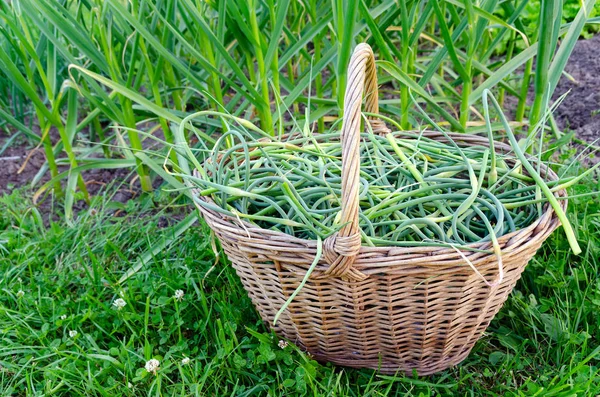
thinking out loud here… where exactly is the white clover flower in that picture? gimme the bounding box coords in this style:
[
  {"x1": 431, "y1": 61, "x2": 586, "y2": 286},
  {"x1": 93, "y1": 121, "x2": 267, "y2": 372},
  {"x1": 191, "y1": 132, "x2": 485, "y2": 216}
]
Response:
[
  {"x1": 113, "y1": 298, "x2": 127, "y2": 310},
  {"x1": 174, "y1": 289, "x2": 184, "y2": 301},
  {"x1": 278, "y1": 340, "x2": 288, "y2": 349},
  {"x1": 17, "y1": 277, "x2": 22, "y2": 283},
  {"x1": 16, "y1": 290, "x2": 24, "y2": 298},
  {"x1": 181, "y1": 357, "x2": 191, "y2": 365},
  {"x1": 144, "y1": 359, "x2": 160, "y2": 375},
  {"x1": 128, "y1": 382, "x2": 133, "y2": 388},
  {"x1": 60, "y1": 314, "x2": 67, "y2": 320},
  {"x1": 68, "y1": 330, "x2": 78, "y2": 338}
]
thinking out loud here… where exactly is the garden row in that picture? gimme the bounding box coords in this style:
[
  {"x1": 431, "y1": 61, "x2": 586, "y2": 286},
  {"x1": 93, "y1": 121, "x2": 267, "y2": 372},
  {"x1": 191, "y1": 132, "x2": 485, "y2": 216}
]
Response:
[{"x1": 0, "y1": 0, "x2": 598, "y2": 219}]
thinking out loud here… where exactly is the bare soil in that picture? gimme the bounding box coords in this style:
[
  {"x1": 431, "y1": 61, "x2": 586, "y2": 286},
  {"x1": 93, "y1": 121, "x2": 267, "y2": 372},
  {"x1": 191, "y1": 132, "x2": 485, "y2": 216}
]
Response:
[
  {"x1": 0, "y1": 122, "x2": 135, "y2": 192},
  {"x1": 552, "y1": 34, "x2": 600, "y2": 143},
  {"x1": 0, "y1": 129, "x2": 138, "y2": 223}
]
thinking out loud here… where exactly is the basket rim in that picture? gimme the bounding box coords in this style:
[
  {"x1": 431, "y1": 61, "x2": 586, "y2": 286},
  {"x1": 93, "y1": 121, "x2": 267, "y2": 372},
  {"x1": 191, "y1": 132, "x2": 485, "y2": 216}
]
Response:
[{"x1": 192, "y1": 130, "x2": 566, "y2": 269}]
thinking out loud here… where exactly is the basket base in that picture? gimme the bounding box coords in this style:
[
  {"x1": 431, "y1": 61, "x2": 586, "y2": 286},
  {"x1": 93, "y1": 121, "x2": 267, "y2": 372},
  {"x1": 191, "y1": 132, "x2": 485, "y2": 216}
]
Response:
[{"x1": 309, "y1": 346, "x2": 472, "y2": 376}]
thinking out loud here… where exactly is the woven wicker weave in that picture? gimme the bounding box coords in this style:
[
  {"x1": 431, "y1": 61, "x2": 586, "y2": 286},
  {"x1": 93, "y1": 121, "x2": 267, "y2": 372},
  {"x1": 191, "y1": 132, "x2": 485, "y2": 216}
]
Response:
[{"x1": 192, "y1": 44, "x2": 566, "y2": 375}]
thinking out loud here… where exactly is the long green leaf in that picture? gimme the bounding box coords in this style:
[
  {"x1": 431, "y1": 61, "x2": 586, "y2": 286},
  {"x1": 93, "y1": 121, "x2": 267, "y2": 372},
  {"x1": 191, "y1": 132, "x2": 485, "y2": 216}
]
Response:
[
  {"x1": 548, "y1": 0, "x2": 596, "y2": 96},
  {"x1": 378, "y1": 60, "x2": 464, "y2": 132},
  {"x1": 469, "y1": 43, "x2": 538, "y2": 105}
]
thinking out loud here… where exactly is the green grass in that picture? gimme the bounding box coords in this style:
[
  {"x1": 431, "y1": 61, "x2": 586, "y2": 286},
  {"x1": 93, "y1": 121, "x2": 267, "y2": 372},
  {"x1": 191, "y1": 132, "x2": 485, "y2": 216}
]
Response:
[{"x1": 1, "y1": 164, "x2": 599, "y2": 396}]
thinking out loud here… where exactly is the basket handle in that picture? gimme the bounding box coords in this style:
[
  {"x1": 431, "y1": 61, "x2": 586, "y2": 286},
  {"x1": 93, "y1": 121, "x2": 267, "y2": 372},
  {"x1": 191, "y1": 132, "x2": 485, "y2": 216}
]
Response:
[{"x1": 322, "y1": 44, "x2": 390, "y2": 281}]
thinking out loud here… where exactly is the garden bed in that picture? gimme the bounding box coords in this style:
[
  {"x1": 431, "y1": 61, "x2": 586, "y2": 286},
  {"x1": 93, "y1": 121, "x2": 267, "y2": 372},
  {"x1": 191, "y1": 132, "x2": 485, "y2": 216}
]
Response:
[{"x1": 2, "y1": 34, "x2": 600, "y2": 199}]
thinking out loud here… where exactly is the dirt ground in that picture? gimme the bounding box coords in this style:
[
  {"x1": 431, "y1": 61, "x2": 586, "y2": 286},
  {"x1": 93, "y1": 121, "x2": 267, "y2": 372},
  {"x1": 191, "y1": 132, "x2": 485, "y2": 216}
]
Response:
[
  {"x1": 0, "y1": 141, "x2": 133, "y2": 197},
  {"x1": 552, "y1": 34, "x2": 600, "y2": 143},
  {"x1": 1, "y1": 35, "x2": 599, "y2": 210}
]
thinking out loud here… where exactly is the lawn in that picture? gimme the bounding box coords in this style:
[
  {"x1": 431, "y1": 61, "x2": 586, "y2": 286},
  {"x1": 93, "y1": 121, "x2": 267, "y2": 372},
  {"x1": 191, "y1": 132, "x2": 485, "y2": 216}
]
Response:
[{"x1": 1, "y1": 168, "x2": 599, "y2": 395}]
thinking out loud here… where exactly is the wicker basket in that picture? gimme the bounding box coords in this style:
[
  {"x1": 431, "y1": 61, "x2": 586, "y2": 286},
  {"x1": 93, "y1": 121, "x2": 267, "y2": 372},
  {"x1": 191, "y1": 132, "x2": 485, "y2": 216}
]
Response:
[{"x1": 192, "y1": 44, "x2": 566, "y2": 375}]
